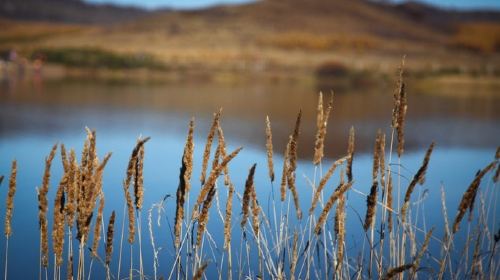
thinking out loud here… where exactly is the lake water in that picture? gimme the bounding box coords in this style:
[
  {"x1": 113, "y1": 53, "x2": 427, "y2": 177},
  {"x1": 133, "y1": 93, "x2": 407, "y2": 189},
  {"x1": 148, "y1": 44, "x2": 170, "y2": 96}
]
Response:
[{"x1": 0, "y1": 77, "x2": 499, "y2": 279}]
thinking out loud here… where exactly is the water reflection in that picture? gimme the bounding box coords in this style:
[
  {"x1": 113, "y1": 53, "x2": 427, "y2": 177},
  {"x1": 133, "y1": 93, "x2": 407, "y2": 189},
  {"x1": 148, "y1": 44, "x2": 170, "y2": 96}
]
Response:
[
  {"x1": 1, "y1": 78, "x2": 498, "y2": 157},
  {"x1": 0, "y1": 78, "x2": 498, "y2": 278}
]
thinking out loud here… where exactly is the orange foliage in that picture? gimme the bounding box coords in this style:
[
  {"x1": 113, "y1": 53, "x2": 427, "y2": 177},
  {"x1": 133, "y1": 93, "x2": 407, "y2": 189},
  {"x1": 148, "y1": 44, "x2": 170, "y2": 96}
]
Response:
[{"x1": 450, "y1": 22, "x2": 500, "y2": 54}]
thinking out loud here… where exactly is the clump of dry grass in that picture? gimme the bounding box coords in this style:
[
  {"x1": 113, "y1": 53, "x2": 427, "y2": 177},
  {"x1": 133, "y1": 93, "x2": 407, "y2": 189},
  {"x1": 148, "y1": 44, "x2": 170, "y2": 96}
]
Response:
[
  {"x1": 4, "y1": 160, "x2": 17, "y2": 238},
  {"x1": 452, "y1": 160, "x2": 496, "y2": 233},
  {"x1": 400, "y1": 142, "x2": 435, "y2": 223},
  {"x1": 265, "y1": 116, "x2": 275, "y2": 182}
]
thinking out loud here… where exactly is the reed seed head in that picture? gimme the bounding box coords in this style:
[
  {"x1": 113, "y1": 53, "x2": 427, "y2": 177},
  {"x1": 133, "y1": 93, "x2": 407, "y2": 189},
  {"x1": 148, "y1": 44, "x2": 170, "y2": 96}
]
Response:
[
  {"x1": 452, "y1": 161, "x2": 496, "y2": 233},
  {"x1": 241, "y1": 164, "x2": 257, "y2": 228},
  {"x1": 346, "y1": 126, "x2": 355, "y2": 182},
  {"x1": 315, "y1": 181, "x2": 353, "y2": 235},
  {"x1": 401, "y1": 142, "x2": 435, "y2": 223},
  {"x1": 52, "y1": 170, "x2": 66, "y2": 265},
  {"x1": 280, "y1": 137, "x2": 291, "y2": 202},
  {"x1": 200, "y1": 109, "x2": 222, "y2": 185},
  {"x1": 5, "y1": 160, "x2": 17, "y2": 238},
  {"x1": 193, "y1": 147, "x2": 243, "y2": 219},
  {"x1": 335, "y1": 193, "x2": 346, "y2": 274},
  {"x1": 223, "y1": 183, "x2": 234, "y2": 250},
  {"x1": 265, "y1": 116, "x2": 275, "y2": 182},
  {"x1": 105, "y1": 211, "x2": 116, "y2": 266},
  {"x1": 309, "y1": 155, "x2": 349, "y2": 214},
  {"x1": 193, "y1": 262, "x2": 208, "y2": 280},
  {"x1": 313, "y1": 92, "x2": 333, "y2": 165},
  {"x1": 91, "y1": 192, "x2": 105, "y2": 256}
]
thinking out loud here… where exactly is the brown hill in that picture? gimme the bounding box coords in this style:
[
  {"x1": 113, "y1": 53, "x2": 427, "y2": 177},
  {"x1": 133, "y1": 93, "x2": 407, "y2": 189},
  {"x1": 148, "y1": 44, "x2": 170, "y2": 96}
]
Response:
[
  {"x1": 1, "y1": 0, "x2": 499, "y2": 77},
  {"x1": 0, "y1": 0, "x2": 149, "y2": 24}
]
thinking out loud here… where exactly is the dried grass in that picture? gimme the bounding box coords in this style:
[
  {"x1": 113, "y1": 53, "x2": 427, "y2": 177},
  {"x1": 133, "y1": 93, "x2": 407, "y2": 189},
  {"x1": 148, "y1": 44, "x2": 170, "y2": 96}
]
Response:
[
  {"x1": 452, "y1": 161, "x2": 496, "y2": 233},
  {"x1": 315, "y1": 181, "x2": 353, "y2": 235},
  {"x1": 105, "y1": 211, "x2": 116, "y2": 266},
  {"x1": 401, "y1": 142, "x2": 435, "y2": 223},
  {"x1": 265, "y1": 116, "x2": 275, "y2": 182},
  {"x1": 4, "y1": 160, "x2": 17, "y2": 238}
]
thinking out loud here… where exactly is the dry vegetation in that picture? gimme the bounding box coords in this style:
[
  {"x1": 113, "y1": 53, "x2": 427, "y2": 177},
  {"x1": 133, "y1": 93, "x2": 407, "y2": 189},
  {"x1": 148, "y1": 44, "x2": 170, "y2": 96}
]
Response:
[
  {"x1": 2, "y1": 0, "x2": 500, "y2": 80},
  {"x1": 450, "y1": 22, "x2": 500, "y2": 54},
  {"x1": 0, "y1": 62, "x2": 499, "y2": 280}
]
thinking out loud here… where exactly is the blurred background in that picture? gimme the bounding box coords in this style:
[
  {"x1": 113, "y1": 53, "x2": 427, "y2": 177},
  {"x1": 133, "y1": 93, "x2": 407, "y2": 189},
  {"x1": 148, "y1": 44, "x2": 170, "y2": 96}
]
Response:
[
  {"x1": 0, "y1": 0, "x2": 499, "y2": 153},
  {"x1": 0, "y1": 0, "x2": 499, "y2": 278}
]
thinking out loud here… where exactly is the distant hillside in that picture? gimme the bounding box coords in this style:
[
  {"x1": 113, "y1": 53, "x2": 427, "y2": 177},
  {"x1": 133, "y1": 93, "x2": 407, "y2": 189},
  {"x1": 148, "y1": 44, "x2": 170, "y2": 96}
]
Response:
[
  {"x1": 1, "y1": 0, "x2": 499, "y2": 77},
  {"x1": 0, "y1": 0, "x2": 150, "y2": 24}
]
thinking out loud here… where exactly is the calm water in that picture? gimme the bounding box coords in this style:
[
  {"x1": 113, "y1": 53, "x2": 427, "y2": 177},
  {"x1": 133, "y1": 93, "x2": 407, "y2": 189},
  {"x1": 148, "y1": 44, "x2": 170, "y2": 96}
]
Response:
[{"x1": 0, "y1": 78, "x2": 499, "y2": 278}]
